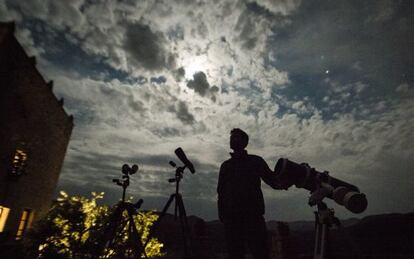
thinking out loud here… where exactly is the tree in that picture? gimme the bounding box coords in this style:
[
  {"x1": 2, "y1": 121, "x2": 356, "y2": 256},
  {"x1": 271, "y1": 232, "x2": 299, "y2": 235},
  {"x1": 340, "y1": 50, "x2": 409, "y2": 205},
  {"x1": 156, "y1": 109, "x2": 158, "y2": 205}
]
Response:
[{"x1": 24, "y1": 191, "x2": 164, "y2": 258}]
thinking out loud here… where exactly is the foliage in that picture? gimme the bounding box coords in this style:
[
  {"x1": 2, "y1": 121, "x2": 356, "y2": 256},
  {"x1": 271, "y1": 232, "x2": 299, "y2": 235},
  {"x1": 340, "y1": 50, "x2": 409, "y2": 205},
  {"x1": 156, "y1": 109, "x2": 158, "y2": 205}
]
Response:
[{"x1": 24, "y1": 191, "x2": 164, "y2": 258}]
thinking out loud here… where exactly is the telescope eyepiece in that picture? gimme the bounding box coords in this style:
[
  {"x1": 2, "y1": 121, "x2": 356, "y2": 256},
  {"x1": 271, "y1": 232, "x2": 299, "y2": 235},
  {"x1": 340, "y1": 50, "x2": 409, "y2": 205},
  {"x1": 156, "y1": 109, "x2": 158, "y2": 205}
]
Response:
[{"x1": 169, "y1": 161, "x2": 177, "y2": 167}]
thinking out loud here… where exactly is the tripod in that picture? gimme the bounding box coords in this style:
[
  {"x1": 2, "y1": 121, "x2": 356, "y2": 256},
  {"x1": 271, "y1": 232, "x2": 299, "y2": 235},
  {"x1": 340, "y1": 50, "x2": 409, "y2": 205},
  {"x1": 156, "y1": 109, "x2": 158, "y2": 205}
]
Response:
[
  {"x1": 313, "y1": 202, "x2": 340, "y2": 259},
  {"x1": 95, "y1": 164, "x2": 148, "y2": 259},
  {"x1": 144, "y1": 163, "x2": 193, "y2": 259},
  {"x1": 98, "y1": 200, "x2": 147, "y2": 258}
]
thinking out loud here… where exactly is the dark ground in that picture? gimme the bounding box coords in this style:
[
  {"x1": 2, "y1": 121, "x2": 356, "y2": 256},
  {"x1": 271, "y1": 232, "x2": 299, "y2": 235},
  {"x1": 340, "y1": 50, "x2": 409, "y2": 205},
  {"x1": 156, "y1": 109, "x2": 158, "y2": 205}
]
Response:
[{"x1": 153, "y1": 212, "x2": 414, "y2": 259}]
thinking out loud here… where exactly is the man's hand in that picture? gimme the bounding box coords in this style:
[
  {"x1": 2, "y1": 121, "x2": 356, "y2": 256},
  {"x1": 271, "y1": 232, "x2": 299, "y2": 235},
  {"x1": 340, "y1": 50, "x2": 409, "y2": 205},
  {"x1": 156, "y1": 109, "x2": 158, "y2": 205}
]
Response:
[{"x1": 272, "y1": 175, "x2": 289, "y2": 190}]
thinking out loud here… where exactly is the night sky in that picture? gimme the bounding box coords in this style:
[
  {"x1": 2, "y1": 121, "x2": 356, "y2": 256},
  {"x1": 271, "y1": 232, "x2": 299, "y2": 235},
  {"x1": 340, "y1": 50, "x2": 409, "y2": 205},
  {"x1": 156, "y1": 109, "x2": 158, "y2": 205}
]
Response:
[{"x1": 1, "y1": 0, "x2": 413, "y2": 221}]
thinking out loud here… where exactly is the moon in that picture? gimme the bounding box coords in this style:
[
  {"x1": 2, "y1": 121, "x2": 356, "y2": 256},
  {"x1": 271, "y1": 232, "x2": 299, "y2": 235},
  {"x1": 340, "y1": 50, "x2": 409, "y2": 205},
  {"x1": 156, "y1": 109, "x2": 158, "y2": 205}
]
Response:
[{"x1": 182, "y1": 55, "x2": 209, "y2": 80}]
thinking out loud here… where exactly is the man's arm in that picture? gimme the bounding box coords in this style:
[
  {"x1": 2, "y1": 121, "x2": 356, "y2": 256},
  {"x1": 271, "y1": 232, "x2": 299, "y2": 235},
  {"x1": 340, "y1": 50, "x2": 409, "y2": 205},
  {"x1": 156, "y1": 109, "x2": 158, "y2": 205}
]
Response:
[
  {"x1": 217, "y1": 162, "x2": 226, "y2": 222},
  {"x1": 260, "y1": 158, "x2": 286, "y2": 190},
  {"x1": 217, "y1": 163, "x2": 225, "y2": 194}
]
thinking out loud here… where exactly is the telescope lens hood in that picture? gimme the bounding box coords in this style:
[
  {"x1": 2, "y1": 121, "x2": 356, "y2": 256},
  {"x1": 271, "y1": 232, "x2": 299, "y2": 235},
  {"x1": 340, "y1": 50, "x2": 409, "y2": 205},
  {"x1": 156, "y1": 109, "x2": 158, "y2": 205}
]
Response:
[{"x1": 344, "y1": 192, "x2": 368, "y2": 214}]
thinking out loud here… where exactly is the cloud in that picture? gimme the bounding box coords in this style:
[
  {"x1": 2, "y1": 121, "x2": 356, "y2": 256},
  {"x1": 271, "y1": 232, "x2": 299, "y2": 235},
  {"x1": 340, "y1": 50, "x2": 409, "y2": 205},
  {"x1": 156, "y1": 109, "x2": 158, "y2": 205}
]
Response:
[
  {"x1": 0, "y1": 0, "x2": 22, "y2": 21},
  {"x1": 170, "y1": 101, "x2": 195, "y2": 125},
  {"x1": 124, "y1": 23, "x2": 175, "y2": 71},
  {"x1": 5, "y1": 0, "x2": 291, "y2": 92},
  {"x1": 187, "y1": 71, "x2": 210, "y2": 96},
  {"x1": 5, "y1": 0, "x2": 85, "y2": 31},
  {"x1": 254, "y1": 0, "x2": 302, "y2": 16},
  {"x1": 173, "y1": 67, "x2": 185, "y2": 81},
  {"x1": 14, "y1": 26, "x2": 44, "y2": 56},
  {"x1": 186, "y1": 71, "x2": 219, "y2": 101},
  {"x1": 150, "y1": 76, "x2": 167, "y2": 84}
]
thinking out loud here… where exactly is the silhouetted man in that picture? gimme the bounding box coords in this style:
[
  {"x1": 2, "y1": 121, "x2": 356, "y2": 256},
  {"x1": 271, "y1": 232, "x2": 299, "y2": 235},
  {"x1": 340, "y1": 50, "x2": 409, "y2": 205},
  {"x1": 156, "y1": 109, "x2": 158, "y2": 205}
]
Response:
[{"x1": 217, "y1": 128, "x2": 283, "y2": 259}]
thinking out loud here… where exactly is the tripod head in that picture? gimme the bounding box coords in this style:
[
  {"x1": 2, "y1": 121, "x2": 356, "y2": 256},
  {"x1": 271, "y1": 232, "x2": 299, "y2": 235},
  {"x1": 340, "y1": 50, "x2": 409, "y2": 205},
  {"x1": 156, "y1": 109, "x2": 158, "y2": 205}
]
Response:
[
  {"x1": 167, "y1": 147, "x2": 196, "y2": 183},
  {"x1": 112, "y1": 164, "x2": 139, "y2": 202},
  {"x1": 168, "y1": 160, "x2": 186, "y2": 183}
]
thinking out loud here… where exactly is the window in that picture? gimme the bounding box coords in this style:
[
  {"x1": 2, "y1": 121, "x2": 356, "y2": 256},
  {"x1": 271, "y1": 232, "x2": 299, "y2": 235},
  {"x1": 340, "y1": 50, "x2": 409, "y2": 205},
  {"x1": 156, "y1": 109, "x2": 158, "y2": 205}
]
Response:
[
  {"x1": 10, "y1": 148, "x2": 28, "y2": 176},
  {"x1": 15, "y1": 209, "x2": 33, "y2": 240},
  {"x1": 0, "y1": 206, "x2": 10, "y2": 232}
]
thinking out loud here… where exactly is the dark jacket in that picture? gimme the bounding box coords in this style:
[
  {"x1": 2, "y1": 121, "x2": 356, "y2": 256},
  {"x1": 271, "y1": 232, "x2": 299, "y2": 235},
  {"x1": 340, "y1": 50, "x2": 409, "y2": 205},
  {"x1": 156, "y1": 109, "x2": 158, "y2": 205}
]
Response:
[{"x1": 217, "y1": 151, "x2": 279, "y2": 221}]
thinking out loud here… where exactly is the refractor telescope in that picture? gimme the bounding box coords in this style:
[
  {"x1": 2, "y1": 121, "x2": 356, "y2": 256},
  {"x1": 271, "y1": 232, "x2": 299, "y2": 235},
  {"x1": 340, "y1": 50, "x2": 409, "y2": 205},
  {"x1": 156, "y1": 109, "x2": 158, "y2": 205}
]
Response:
[
  {"x1": 174, "y1": 147, "x2": 195, "y2": 174},
  {"x1": 274, "y1": 158, "x2": 368, "y2": 214}
]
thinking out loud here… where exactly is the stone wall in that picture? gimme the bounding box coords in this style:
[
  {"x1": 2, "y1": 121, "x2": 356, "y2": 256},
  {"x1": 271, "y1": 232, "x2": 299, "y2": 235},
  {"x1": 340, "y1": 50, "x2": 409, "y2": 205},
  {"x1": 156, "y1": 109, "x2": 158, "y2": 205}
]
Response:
[{"x1": 0, "y1": 22, "x2": 73, "y2": 240}]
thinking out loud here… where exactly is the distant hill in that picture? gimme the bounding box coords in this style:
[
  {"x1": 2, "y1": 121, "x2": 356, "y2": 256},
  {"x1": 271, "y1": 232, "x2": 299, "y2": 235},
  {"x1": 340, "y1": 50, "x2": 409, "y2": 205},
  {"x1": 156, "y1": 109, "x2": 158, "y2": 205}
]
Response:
[{"x1": 149, "y1": 212, "x2": 414, "y2": 259}]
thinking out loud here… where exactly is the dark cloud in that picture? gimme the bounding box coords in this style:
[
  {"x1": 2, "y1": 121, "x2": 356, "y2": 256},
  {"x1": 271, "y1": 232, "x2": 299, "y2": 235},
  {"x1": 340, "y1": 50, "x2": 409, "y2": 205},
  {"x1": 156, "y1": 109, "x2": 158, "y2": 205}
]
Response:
[
  {"x1": 124, "y1": 23, "x2": 175, "y2": 71},
  {"x1": 186, "y1": 71, "x2": 219, "y2": 101},
  {"x1": 195, "y1": 20, "x2": 208, "y2": 39},
  {"x1": 175, "y1": 101, "x2": 195, "y2": 124},
  {"x1": 187, "y1": 71, "x2": 210, "y2": 96},
  {"x1": 173, "y1": 67, "x2": 185, "y2": 81},
  {"x1": 152, "y1": 127, "x2": 181, "y2": 137},
  {"x1": 127, "y1": 95, "x2": 146, "y2": 113},
  {"x1": 150, "y1": 75, "x2": 167, "y2": 84},
  {"x1": 235, "y1": 8, "x2": 258, "y2": 50},
  {"x1": 168, "y1": 101, "x2": 195, "y2": 125}
]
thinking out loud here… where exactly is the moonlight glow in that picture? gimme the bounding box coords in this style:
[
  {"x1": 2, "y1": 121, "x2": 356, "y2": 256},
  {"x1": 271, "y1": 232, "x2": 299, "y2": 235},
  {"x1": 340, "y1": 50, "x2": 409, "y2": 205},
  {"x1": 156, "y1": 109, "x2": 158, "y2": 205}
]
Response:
[{"x1": 183, "y1": 55, "x2": 210, "y2": 80}]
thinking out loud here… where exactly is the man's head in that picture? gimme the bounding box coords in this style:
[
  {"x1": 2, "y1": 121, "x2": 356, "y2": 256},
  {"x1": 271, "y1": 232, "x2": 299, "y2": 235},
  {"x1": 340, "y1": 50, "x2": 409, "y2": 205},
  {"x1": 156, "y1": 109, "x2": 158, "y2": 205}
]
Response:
[{"x1": 230, "y1": 128, "x2": 249, "y2": 151}]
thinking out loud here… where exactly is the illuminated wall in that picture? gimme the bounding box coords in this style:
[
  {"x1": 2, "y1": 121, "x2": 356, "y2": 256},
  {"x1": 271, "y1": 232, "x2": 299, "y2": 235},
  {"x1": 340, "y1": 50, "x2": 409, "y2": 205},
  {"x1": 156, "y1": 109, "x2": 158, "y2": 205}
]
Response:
[{"x1": 0, "y1": 22, "x2": 73, "y2": 241}]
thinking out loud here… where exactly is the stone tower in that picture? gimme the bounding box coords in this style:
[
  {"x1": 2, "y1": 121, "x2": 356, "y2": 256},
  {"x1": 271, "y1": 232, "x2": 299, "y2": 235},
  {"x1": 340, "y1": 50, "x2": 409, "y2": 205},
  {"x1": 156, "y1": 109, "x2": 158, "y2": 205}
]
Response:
[{"x1": 0, "y1": 22, "x2": 73, "y2": 241}]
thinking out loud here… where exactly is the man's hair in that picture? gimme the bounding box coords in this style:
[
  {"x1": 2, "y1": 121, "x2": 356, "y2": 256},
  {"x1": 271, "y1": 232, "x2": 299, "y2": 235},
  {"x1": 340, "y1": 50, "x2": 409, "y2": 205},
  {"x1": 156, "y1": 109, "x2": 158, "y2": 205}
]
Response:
[{"x1": 230, "y1": 128, "x2": 249, "y2": 149}]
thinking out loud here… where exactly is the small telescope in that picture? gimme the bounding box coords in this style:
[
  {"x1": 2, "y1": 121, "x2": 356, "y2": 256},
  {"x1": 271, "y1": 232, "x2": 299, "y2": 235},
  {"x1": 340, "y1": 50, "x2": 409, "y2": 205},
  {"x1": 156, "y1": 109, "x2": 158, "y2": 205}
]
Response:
[
  {"x1": 174, "y1": 147, "x2": 195, "y2": 174},
  {"x1": 167, "y1": 147, "x2": 196, "y2": 183},
  {"x1": 275, "y1": 158, "x2": 367, "y2": 214}
]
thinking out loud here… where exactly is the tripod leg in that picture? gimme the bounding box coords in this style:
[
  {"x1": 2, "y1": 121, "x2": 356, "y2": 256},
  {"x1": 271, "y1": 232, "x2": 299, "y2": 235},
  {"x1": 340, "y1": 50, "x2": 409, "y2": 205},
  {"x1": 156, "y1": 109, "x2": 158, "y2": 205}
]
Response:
[
  {"x1": 143, "y1": 194, "x2": 176, "y2": 249},
  {"x1": 104, "y1": 218, "x2": 128, "y2": 257},
  {"x1": 176, "y1": 194, "x2": 193, "y2": 259},
  {"x1": 314, "y1": 223, "x2": 322, "y2": 259},
  {"x1": 320, "y1": 224, "x2": 328, "y2": 259},
  {"x1": 175, "y1": 198, "x2": 178, "y2": 219},
  {"x1": 96, "y1": 204, "x2": 125, "y2": 257},
  {"x1": 125, "y1": 206, "x2": 149, "y2": 259},
  {"x1": 314, "y1": 212, "x2": 320, "y2": 259},
  {"x1": 158, "y1": 194, "x2": 176, "y2": 223}
]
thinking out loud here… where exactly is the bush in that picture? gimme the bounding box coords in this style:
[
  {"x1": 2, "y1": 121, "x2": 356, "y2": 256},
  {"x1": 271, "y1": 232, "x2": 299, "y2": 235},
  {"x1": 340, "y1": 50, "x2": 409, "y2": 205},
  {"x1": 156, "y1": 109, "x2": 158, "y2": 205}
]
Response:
[{"x1": 24, "y1": 191, "x2": 164, "y2": 258}]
